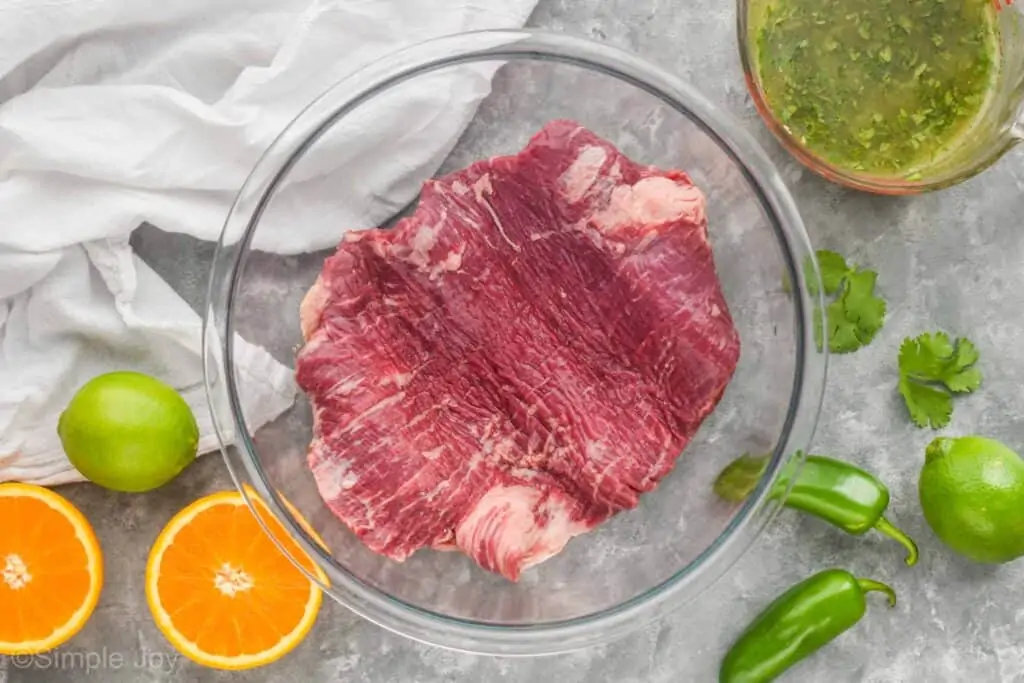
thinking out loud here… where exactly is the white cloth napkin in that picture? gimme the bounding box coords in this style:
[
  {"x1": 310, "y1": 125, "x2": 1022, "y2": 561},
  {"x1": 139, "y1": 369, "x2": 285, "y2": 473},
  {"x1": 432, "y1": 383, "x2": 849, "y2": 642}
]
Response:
[{"x1": 0, "y1": 0, "x2": 538, "y2": 486}]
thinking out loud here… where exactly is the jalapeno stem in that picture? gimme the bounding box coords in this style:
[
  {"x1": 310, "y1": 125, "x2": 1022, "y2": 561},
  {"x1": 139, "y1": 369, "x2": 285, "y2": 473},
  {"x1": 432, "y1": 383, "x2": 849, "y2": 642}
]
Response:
[
  {"x1": 874, "y1": 516, "x2": 919, "y2": 567},
  {"x1": 856, "y1": 578, "x2": 897, "y2": 607}
]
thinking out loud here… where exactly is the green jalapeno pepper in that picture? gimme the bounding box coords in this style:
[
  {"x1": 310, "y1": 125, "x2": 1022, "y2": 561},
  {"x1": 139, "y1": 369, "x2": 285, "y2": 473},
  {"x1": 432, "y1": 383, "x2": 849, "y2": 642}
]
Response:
[
  {"x1": 714, "y1": 453, "x2": 918, "y2": 566},
  {"x1": 719, "y1": 568, "x2": 896, "y2": 683}
]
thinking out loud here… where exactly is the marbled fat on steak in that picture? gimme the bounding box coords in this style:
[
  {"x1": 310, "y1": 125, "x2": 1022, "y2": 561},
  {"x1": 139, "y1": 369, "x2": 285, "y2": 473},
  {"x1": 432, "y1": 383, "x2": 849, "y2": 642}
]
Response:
[{"x1": 295, "y1": 120, "x2": 740, "y2": 581}]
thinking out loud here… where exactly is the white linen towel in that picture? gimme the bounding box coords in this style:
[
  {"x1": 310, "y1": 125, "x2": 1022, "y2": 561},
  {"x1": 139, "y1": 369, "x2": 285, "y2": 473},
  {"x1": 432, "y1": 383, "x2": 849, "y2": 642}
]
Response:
[{"x1": 0, "y1": 0, "x2": 538, "y2": 486}]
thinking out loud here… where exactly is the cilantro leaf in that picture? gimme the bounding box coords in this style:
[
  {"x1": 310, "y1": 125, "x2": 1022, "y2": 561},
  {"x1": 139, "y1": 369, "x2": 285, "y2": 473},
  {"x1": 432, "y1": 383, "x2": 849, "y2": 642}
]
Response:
[
  {"x1": 945, "y1": 366, "x2": 983, "y2": 393},
  {"x1": 802, "y1": 250, "x2": 852, "y2": 297},
  {"x1": 946, "y1": 339, "x2": 978, "y2": 387},
  {"x1": 826, "y1": 299, "x2": 863, "y2": 353},
  {"x1": 795, "y1": 250, "x2": 886, "y2": 354},
  {"x1": 898, "y1": 332, "x2": 982, "y2": 392},
  {"x1": 898, "y1": 376, "x2": 953, "y2": 429},
  {"x1": 816, "y1": 250, "x2": 852, "y2": 294},
  {"x1": 840, "y1": 269, "x2": 886, "y2": 342},
  {"x1": 897, "y1": 332, "x2": 982, "y2": 428},
  {"x1": 824, "y1": 268, "x2": 887, "y2": 354},
  {"x1": 955, "y1": 339, "x2": 979, "y2": 365},
  {"x1": 898, "y1": 332, "x2": 954, "y2": 378}
]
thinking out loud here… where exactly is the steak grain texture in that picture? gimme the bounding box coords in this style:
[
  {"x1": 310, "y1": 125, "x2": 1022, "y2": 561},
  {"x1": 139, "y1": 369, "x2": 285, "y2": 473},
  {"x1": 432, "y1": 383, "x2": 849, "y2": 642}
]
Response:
[{"x1": 295, "y1": 120, "x2": 740, "y2": 581}]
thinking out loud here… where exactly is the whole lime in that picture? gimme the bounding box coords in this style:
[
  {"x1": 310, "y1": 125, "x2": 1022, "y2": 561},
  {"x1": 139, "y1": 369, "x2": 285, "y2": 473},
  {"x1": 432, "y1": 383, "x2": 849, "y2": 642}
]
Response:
[
  {"x1": 57, "y1": 372, "x2": 199, "y2": 493},
  {"x1": 919, "y1": 436, "x2": 1024, "y2": 564}
]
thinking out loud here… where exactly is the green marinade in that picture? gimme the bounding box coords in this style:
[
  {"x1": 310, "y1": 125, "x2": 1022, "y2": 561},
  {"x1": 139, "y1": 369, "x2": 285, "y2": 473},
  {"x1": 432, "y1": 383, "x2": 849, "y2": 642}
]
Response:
[{"x1": 752, "y1": 0, "x2": 999, "y2": 176}]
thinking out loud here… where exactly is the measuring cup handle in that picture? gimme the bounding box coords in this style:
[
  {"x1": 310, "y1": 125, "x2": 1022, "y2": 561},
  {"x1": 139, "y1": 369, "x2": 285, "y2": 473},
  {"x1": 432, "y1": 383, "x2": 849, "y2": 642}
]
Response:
[{"x1": 1014, "y1": 116, "x2": 1024, "y2": 142}]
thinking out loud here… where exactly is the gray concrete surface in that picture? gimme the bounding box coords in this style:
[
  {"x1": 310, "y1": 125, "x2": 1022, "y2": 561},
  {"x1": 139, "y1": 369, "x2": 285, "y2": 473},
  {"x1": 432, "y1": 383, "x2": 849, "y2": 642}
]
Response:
[{"x1": 7, "y1": 0, "x2": 1024, "y2": 681}]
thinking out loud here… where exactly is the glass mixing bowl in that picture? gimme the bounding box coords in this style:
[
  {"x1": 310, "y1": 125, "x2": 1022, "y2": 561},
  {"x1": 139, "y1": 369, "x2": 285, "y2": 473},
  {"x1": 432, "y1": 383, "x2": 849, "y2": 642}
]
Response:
[
  {"x1": 738, "y1": 0, "x2": 1024, "y2": 194},
  {"x1": 203, "y1": 30, "x2": 826, "y2": 656}
]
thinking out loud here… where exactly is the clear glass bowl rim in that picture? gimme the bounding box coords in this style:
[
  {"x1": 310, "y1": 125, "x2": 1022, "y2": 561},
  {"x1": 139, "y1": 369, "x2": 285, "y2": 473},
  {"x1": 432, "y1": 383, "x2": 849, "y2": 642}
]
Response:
[{"x1": 203, "y1": 29, "x2": 828, "y2": 656}]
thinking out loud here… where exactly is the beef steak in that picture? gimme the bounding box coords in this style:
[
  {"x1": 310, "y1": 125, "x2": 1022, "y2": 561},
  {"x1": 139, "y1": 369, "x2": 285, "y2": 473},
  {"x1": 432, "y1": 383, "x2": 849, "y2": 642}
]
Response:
[{"x1": 295, "y1": 120, "x2": 740, "y2": 581}]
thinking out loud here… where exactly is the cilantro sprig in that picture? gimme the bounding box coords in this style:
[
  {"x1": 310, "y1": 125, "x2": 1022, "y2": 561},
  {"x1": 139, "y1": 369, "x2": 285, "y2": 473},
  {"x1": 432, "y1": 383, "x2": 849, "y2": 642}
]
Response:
[
  {"x1": 812, "y1": 250, "x2": 886, "y2": 354},
  {"x1": 897, "y1": 332, "x2": 982, "y2": 429}
]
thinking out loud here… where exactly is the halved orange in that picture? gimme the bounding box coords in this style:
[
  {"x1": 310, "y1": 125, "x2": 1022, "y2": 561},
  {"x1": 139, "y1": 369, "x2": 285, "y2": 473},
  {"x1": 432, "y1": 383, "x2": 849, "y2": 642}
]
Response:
[
  {"x1": 146, "y1": 490, "x2": 329, "y2": 670},
  {"x1": 0, "y1": 483, "x2": 104, "y2": 655}
]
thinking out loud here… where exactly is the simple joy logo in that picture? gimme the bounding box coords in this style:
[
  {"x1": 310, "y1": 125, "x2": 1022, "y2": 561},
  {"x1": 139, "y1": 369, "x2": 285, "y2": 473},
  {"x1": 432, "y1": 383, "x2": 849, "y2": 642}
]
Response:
[{"x1": 7, "y1": 647, "x2": 181, "y2": 675}]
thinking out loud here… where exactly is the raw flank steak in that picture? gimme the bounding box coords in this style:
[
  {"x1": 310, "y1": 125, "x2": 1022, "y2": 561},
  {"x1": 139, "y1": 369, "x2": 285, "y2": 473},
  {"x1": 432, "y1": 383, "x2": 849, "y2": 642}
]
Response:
[{"x1": 295, "y1": 120, "x2": 740, "y2": 581}]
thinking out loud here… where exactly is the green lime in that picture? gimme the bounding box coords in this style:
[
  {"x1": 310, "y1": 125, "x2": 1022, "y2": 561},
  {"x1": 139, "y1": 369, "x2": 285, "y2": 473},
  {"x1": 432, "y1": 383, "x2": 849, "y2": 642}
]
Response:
[
  {"x1": 57, "y1": 372, "x2": 199, "y2": 493},
  {"x1": 919, "y1": 436, "x2": 1024, "y2": 564}
]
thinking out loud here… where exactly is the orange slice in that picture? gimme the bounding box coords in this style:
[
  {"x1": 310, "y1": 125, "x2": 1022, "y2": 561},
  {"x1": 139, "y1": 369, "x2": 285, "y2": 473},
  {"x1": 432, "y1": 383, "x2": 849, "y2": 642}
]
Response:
[
  {"x1": 146, "y1": 490, "x2": 329, "y2": 670},
  {"x1": 0, "y1": 483, "x2": 104, "y2": 655}
]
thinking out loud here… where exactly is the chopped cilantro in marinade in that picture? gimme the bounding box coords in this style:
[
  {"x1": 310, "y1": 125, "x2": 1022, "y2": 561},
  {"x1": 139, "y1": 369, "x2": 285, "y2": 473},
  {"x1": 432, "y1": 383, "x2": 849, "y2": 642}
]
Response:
[{"x1": 751, "y1": 0, "x2": 999, "y2": 176}]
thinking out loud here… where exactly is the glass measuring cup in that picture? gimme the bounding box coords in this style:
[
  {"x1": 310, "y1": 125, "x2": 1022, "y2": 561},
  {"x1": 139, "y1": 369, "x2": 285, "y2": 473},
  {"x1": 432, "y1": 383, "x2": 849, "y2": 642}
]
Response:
[{"x1": 738, "y1": 0, "x2": 1024, "y2": 194}]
